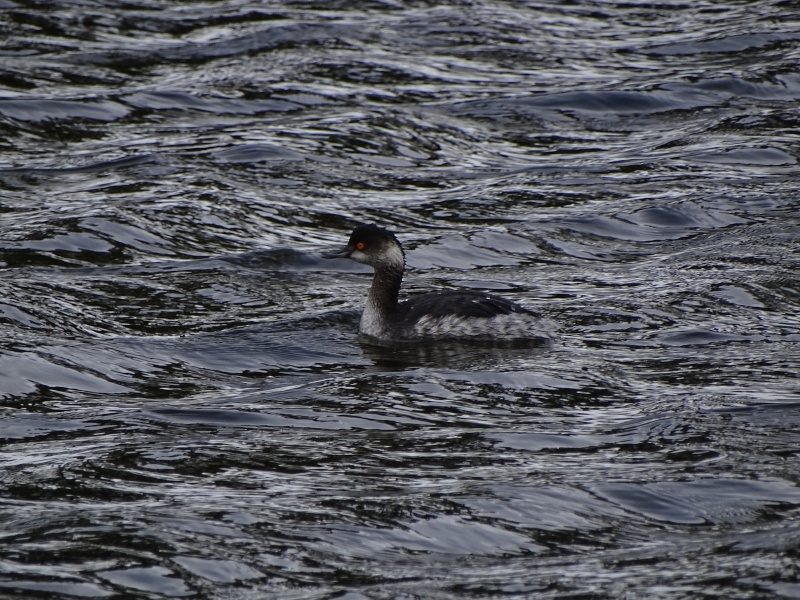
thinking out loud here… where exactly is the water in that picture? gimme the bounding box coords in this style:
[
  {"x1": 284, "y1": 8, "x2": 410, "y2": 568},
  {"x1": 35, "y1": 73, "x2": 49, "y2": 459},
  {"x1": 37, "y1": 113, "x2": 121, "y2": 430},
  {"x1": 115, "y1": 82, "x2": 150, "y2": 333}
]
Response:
[{"x1": 1, "y1": 1, "x2": 799, "y2": 598}]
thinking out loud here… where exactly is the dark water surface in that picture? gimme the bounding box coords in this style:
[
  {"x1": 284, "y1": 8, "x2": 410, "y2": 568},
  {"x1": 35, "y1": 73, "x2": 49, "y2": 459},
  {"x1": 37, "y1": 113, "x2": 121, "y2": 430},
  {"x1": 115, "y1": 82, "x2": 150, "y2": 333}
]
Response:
[{"x1": 1, "y1": 1, "x2": 799, "y2": 598}]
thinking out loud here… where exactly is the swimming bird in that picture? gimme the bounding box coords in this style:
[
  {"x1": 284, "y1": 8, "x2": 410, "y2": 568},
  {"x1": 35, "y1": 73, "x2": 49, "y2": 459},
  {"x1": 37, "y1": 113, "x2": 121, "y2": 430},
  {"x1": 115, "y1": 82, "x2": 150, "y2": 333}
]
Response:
[{"x1": 324, "y1": 224, "x2": 553, "y2": 346}]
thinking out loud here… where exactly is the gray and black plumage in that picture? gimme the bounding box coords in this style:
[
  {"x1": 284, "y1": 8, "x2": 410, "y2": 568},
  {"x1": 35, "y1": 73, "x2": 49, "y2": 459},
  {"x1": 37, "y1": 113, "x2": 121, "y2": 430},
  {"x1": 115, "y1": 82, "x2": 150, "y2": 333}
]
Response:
[{"x1": 324, "y1": 224, "x2": 553, "y2": 346}]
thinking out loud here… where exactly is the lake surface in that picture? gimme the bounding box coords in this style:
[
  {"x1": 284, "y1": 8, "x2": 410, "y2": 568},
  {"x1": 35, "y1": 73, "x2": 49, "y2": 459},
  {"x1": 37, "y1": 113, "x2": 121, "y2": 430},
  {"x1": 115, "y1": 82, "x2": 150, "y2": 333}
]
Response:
[{"x1": 1, "y1": 1, "x2": 799, "y2": 598}]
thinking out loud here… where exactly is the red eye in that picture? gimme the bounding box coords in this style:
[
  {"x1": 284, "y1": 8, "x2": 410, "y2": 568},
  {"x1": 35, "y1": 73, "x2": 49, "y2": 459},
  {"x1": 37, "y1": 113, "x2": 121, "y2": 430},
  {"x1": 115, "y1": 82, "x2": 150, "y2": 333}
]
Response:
[{"x1": 356, "y1": 242, "x2": 365, "y2": 250}]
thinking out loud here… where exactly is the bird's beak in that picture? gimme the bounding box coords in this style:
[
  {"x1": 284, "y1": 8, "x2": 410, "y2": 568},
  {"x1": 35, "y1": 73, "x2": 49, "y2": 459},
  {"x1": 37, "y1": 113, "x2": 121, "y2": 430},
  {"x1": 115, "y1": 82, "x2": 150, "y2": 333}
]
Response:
[{"x1": 322, "y1": 243, "x2": 353, "y2": 259}]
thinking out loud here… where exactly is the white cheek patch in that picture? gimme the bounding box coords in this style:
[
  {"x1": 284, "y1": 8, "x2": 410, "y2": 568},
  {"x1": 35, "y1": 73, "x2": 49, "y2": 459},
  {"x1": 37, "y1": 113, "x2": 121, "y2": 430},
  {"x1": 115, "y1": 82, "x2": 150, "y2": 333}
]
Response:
[
  {"x1": 349, "y1": 249, "x2": 369, "y2": 264},
  {"x1": 379, "y1": 244, "x2": 405, "y2": 268},
  {"x1": 349, "y1": 243, "x2": 404, "y2": 269}
]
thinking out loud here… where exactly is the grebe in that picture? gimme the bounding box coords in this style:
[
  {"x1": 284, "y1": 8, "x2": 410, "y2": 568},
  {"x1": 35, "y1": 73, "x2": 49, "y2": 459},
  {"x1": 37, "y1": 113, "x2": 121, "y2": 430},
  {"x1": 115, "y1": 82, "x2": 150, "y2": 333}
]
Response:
[{"x1": 324, "y1": 224, "x2": 553, "y2": 346}]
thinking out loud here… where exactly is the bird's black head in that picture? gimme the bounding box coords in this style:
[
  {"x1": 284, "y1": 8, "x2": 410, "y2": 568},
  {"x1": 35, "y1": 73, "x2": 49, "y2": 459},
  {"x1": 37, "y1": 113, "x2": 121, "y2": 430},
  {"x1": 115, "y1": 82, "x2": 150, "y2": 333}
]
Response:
[{"x1": 323, "y1": 223, "x2": 405, "y2": 268}]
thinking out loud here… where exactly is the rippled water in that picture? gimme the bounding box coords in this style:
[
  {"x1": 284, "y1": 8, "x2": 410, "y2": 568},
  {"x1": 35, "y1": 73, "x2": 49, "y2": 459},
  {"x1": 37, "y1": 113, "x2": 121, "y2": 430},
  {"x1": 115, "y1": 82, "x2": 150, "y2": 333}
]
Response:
[{"x1": 1, "y1": 1, "x2": 799, "y2": 598}]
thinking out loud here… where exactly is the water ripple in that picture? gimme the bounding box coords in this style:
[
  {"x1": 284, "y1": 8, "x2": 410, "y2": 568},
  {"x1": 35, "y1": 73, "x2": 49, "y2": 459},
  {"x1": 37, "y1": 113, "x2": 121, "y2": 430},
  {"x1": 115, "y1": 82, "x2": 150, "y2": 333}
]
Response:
[{"x1": 0, "y1": 1, "x2": 798, "y2": 598}]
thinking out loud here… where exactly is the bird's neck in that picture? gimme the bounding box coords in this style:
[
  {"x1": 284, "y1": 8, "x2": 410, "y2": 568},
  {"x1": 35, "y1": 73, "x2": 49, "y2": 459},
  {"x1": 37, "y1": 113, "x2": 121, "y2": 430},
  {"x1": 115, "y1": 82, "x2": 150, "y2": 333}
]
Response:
[{"x1": 366, "y1": 264, "x2": 403, "y2": 315}]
